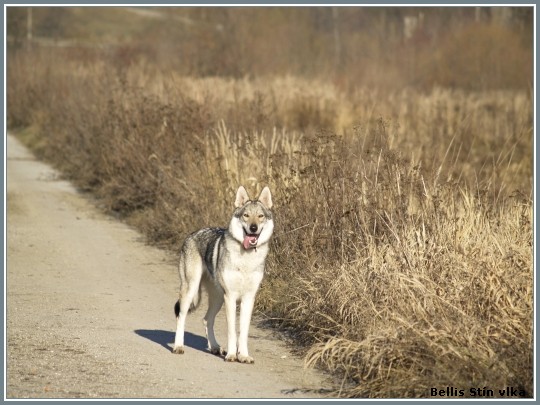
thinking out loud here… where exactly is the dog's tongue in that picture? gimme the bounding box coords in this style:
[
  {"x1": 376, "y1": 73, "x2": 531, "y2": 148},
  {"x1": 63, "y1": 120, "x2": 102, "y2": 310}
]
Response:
[{"x1": 243, "y1": 235, "x2": 258, "y2": 249}]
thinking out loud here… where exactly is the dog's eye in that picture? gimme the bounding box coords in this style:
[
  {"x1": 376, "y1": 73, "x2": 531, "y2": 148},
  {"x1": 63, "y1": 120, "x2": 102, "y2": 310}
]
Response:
[
  {"x1": 243, "y1": 213, "x2": 249, "y2": 218},
  {"x1": 258, "y1": 214, "x2": 264, "y2": 219}
]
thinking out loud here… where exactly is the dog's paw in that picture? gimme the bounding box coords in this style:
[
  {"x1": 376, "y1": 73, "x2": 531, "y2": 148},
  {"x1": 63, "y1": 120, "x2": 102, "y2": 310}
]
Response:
[
  {"x1": 209, "y1": 346, "x2": 226, "y2": 356},
  {"x1": 172, "y1": 346, "x2": 185, "y2": 354},
  {"x1": 224, "y1": 353, "x2": 237, "y2": 362},
  {"x1": 237, "y1": 354, "x2": 254, "y2": 364}
]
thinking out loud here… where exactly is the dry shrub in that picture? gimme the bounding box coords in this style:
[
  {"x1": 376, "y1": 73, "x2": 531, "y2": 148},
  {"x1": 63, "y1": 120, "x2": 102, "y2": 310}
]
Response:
[
  {"x1": 259, "y1": 129, "x2": 532, "y2": 397},
  {"x1": 7, "y1": 48, "x2": 533, "y2": 398}
]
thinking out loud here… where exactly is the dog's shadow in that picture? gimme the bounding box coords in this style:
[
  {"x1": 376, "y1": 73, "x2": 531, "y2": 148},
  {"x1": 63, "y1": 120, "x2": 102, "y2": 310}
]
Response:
[{"x1": 135, "y1": 329, "x2": 209, "y2": 354}]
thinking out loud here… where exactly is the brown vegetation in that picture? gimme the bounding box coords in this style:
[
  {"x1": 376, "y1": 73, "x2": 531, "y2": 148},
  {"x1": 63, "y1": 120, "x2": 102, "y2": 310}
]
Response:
[
  {"x1": 6, "y1": 7, "x2": 533, "y2": 398},
  {"x1": 7, "y1": 7, "x2": 533, "y2": 90}
]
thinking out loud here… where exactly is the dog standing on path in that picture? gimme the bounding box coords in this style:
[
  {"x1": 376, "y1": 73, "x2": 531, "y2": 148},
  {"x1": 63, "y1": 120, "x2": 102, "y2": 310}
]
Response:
[{"x1": 173, "y1": 186, "x2": 274, "y2": 363}]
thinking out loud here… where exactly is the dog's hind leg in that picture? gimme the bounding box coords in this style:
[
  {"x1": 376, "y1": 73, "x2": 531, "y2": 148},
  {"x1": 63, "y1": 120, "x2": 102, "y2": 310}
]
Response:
[
  {"x1": 173, "y1": 253, "x2": 202, "y2": 354},
  {"x1": 203, "y1": 280, "x2": 225, "y2": 356},
  {"x1": 173, "y1": 283, "x2": 200, "y2": 354},
  {"x1": 172, "y1": 297, "x2": 185, "y2": 354}
]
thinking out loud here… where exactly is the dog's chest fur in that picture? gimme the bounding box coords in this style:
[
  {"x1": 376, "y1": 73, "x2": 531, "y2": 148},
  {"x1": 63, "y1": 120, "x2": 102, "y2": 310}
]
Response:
[{"x1": 216, "y1": 236, "x2": 268, "y2": 295}]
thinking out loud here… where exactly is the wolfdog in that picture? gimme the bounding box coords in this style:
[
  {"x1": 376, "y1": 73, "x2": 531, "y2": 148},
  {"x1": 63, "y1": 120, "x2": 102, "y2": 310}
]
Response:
[{"x1": 172, "y1": 186, "x2": 274, "y2": 363}]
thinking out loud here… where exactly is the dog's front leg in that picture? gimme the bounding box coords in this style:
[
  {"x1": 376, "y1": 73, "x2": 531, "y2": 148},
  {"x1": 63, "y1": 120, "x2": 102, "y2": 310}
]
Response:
[
  {"x1": 237, "y1": 294, "x2": 255, "y2": 363},
  {"x1": 224, "y1": 293, "x2": 238, "y2": 362}
]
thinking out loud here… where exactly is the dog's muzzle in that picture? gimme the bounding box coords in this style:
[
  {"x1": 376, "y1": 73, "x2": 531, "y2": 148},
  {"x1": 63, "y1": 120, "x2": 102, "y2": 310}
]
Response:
[
  {"x1": 243, "y1": 233, "x2": 258, "y2": 249},
  {"x1": 243, "y1": 225, "x2": 260, "y2": 249}
]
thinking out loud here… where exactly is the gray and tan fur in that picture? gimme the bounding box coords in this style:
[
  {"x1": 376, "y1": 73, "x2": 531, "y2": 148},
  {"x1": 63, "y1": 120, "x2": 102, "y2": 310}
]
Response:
[{"x1": 173, "y1": 186, "x2": 274, "y2": 363}]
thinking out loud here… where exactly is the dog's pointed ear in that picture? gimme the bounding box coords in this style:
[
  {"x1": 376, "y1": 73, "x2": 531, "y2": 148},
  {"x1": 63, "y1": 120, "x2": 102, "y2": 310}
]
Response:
[
  {"x1": 235, "y1": 186, "x2": 250, "y2": 208},
  {"x1": 257, "y1": 187, "x2": 272, "y2": 209}
]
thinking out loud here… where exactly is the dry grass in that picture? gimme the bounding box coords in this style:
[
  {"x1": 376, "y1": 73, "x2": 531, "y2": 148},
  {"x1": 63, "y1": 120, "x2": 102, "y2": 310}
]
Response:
[{"x1": 7, "y1": 48, "x2": 533, "y2": 398}]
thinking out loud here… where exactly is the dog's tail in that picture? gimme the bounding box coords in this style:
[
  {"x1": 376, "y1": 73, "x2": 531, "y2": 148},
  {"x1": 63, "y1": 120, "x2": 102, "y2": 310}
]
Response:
[
  {"x1": 174, "y1": 287, "x2": 202, "y2": 318},
  {"x1": 174, "y1": 300, "x2": 180, "y2": 318}
]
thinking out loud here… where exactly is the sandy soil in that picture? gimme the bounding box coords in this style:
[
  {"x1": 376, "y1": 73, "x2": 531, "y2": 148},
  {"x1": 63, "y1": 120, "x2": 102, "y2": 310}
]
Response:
[{"x1": 6, "y1": 134, "x2": 331, "y2": 399}]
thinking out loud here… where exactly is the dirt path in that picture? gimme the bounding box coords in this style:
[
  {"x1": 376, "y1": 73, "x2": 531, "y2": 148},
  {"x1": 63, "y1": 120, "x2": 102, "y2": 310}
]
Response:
[{"x1": 6, "y1": 134, "x2": 330, "y2": 399}]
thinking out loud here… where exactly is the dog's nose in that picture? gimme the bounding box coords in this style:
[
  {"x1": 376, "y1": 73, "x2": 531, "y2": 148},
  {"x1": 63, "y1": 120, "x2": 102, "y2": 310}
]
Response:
[{"x1": 249, "y1": 224, "x2": 258, "y2": 233}]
